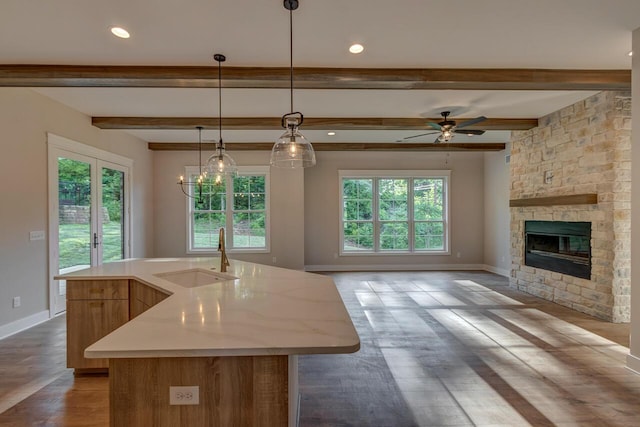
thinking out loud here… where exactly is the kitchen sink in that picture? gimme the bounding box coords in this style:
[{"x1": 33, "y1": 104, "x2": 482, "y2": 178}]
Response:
[{"x1": 154, "y1": 268, "x2": 237, "y2": 288}]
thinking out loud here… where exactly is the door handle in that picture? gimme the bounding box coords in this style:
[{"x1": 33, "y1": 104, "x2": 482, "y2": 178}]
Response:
[{"x1": 93, "y1": 232, "x2": 99, "y2": 248}]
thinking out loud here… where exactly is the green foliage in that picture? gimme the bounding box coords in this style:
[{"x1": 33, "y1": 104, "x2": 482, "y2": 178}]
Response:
[
  {"x1": 101, "y1": 168, "x2": 124, "y2": 222},
  {"x1": 342, "y1": 177, "x2": 445, "y2": 252},
  {"x1": 414, "y1": 179, "x2": 443, "y2": 220},
  {"x1": 58, "y1": 158, "x2": 91, "y2": 206},
  {"x1": 379, "y1": 221, "x2": 409, "y2": 250},
  {"x1": 379, "y1": 179, "x2": 408, "y2": 221},
  {"x1": 57, "y1": 158, "x2": 125, "y2": 222},
  {"x1": 192, "y1": 174, "x2": 267, "y2": 249}
]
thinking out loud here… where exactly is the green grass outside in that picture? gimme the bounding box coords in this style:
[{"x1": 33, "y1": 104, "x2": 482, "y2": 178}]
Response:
[{"x1": 59, "y1": 222, "x2": 123, "y2": 269}]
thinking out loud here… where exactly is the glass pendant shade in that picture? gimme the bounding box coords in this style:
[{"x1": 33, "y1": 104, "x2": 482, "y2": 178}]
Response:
[
  {"x1": 205, "y1": 145, "x2": 238, "y2": 178},
  {"x1": 270, "y1": 123, "x2": 316, "y2": 168}
]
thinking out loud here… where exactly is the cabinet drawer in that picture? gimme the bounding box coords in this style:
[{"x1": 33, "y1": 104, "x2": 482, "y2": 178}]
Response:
[{"x1": 67, "y1": 279, "x2": 129, "y2": 300}]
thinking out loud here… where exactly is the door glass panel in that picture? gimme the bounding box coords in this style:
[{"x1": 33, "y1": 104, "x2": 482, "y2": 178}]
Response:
[
  {"x1": 101, "y1": 167, "x2": 125, "y2": 263},
  {"x1": 58, "y1": 157, "x2": 92, "y2": 271},
  {"x1": 57, "y1": 157, "x2": 92, "y2": 309}
]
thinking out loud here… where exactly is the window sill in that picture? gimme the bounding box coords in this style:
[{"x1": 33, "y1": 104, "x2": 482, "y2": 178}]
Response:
[
  {"x1": 339, "y1": 250, "x2": 450, "y2": 257},
  {"x1": 188, "y1": 249, "x2": 270, "y2": 255}
]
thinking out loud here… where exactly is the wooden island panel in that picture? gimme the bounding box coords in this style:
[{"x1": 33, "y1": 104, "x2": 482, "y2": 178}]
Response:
[{"x1": 110, "y1": 355, "x2": 288, "y2": 427}]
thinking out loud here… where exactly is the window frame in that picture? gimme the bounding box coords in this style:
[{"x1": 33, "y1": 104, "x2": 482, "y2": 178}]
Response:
[
  {"x1": 339, "y1": 170, "x2": 450, "y2": 256},
  {"x1": 186, "y1": 165, "x2": 270, "y2": 254}
]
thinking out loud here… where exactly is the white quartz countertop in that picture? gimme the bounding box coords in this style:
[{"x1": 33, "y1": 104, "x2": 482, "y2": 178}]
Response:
[{"x1": 56, "y1": 258, "x2": 360, "y2": 358}]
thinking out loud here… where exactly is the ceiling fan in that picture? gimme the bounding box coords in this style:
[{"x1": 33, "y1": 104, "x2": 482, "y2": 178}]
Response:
[{"x1": 400, "y1": 111, "x2": 488, "y2": 143}]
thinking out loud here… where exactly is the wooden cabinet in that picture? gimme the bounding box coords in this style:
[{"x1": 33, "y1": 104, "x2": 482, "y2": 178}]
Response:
[
  {"x1": 129, "y1": 279, "x2": 170, "y2": 319},
  {"x1": 66, "y1": 280, "x2": 129, "y2": 371},
  {"x1": 67, "y1": 279, "x2": 170, "y2": 372}
]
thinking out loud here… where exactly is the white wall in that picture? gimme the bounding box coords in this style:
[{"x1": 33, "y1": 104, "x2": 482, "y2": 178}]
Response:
[
  {"x1": 483, "y1": 144, "x2": 511, "y2": 276},
  {"x1": 152, "y1": 150, "x2": 305, "y2": 270},
  {"x1": 628, "y1": 28, "x2": 640, "y2": 372},
  {"x1": 303, "y1": 151, "x2": 486, "y2": 270},
  {"x1": 0, "y1": 88, "x2": 154, "y2": 333}
]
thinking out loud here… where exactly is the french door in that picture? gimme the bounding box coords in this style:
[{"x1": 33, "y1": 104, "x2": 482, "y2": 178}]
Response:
[{"x1": 48, "y1": 134, "x2": 131, "y2": 315}]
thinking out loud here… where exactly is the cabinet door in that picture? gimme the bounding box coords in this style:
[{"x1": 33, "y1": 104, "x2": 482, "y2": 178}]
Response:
[
  {"x1": 129, "y1": 297, "x2": 147, "y2": 319},
  {"x1": 129, "y1": 280, "x2": 170, "y2": 319},
  {"x1": 66, "y1": 299, "x2": 129, "y2": 369}
]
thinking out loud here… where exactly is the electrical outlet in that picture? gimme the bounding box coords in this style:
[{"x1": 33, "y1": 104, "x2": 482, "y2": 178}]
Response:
[
  {"x1": 169, "y1": 386, "x2": 199, "y2": 405},
  {"x1": 272, "y1": 256, "x2": 277, "y2": 263},
  {"x1": 456, "y1": 252, "x2": 461, "y2": 258},
  {"x1": 13, "y1": 297, "x2": 21, "y2": 308}
]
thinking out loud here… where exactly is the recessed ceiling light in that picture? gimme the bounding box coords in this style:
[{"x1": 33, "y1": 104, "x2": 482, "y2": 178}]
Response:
[
  {"x1": 349, "y1": 44, "x2": 364, "y2": 54},
  {"x1": 327, "y1": 131, "x2": 336, "y2": 136},
  {"x1": 628, "y1": 51, "x2": 633, "y2": 57},
  {"x1": 110, "y1": 27, "x2": 130, "y2": 39}
]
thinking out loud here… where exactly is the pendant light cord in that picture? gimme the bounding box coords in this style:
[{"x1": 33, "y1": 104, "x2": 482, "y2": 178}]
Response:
[
  {"x1": 218, "y1": 58, "x2": 223, "y2": 144},
  {"x1": 289, "y1": 7, "x2": 294, "y2": 114},
  {"x1": 198, "y1": 126, "x2": 202, "y2": 175}
]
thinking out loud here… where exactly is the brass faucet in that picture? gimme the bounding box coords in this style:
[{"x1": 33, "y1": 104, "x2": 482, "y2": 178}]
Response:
[{"x1": 218, "y1": 227, "x2": 230, "y2": 273}]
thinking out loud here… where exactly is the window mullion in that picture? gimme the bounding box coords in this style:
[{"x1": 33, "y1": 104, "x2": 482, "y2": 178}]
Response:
[
  {"x1": 373, "y1": 178, "x2": 380, "y2": 252},
  {"x1": 226, "y1": 176, "x2": 234, "y2": 249},
  {"x1": 408, "y1": 177, "x2": 414, "y2": 252}
]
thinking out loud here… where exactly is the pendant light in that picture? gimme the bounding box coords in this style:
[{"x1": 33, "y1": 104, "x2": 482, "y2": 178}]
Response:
[
  {"x1": 270, "y1": 0, "x2": 316, "y2": 168},
  {"x1": 178, "y1": 126, "x2": 206, "y2": 201},
  {"x1": 205, "y1": 53, "x2": 237, "y2": 181}
]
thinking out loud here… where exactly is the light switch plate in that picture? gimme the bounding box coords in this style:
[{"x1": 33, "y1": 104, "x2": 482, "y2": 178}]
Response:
[{"x1": 29, "y1": 230, "x2": 45, "y2": 241}]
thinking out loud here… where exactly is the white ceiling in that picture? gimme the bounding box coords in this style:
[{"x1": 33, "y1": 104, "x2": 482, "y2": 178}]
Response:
[{"x1": 3, "y1": 0, "x2": 640, "y2": 144}]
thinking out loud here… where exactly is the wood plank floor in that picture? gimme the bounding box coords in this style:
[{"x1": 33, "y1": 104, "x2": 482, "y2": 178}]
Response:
[{"x1": 1, "y1": 271, "x2": 639, "y2": 426}]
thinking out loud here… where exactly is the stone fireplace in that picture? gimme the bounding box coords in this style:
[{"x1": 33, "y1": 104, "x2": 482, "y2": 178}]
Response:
[{"x1": 510, "y1": 91, "x2": 631, "y2": 322}]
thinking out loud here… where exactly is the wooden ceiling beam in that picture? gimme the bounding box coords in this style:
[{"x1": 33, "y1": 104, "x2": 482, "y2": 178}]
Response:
[
  {"x1": 0, "y1": 65, "x2": 629, "y2": 91},
  {"x1": 148, "y1": 142, "x2": 506, "y2": 152},
  {"x1": 93, "y1": 117, "x2": 537, "y2": 131}
]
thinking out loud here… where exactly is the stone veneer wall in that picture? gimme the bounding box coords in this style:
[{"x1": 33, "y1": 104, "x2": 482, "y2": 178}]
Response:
[{"x1": 510, "y1": 91, "x2": 631, "y2": 322}]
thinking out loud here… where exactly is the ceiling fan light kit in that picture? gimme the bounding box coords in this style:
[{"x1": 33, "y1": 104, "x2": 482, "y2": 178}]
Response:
[
  {"x1": 403, "y1": 111, "x2": 488, "y2": 143},
  {"x1": 270, "y1": 0, "x2": 317, "y2": 169}
]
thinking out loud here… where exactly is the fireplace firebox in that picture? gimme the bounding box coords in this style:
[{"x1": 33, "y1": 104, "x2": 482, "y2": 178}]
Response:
[{"x1": 524, "y1": 221, "x2": 591, "y2": 279}]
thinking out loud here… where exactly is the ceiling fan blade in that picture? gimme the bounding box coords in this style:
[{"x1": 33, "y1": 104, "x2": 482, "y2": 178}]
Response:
[
  {"x1": 402, "y1": 131, "x2": 438, "y2": 140},
  {"x1": 454, "y1": 129, "x2": 485, "y2": 135},
  {"x1": 427, "y1": 122, "x2": 442, "y2": 130},
  {"x1": 455, "y1": 116, "x2": 487, "y2": 129}
]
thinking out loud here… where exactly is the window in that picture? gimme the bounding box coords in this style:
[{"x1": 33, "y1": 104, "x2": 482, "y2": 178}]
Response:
[
  {"x1": 186, "y1": 166, "x2": 269, "y2": 253},
  {"x1": 340, "y1": 170, "x2": 449, "y2": 255}
]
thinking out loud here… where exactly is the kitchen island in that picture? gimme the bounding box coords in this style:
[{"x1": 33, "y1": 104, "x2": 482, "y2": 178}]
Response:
[{"x1": 57, "y1": 257, "x2": 360, "y2": 427}]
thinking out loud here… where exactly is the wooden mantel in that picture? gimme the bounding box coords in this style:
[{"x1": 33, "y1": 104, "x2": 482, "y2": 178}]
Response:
[{"x1": 509, "y1": 194, "x2": 598, "y2": 207}]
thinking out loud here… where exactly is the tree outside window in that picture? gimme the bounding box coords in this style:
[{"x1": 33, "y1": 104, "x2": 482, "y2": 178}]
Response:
[
  {"x1": 187, "y1": 166, "x2": 269, "y2": 252},
  {"x1": 341, "y1": 172, "x2": 448, "y2": 254}
]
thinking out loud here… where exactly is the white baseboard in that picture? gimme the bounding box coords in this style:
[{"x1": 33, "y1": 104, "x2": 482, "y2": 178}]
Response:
[
  {"x1": 304, "y1": 263, "x2": 486, "y2": 272},
  {"x1": 0, "y1": 310, "x2": 51, "y2": 341},
  {"x1": 482, "y1": 264, "x2": 510, "y2": 277},
  {"x1": 627, "y1": 354, "x2": 640, "y2": 376}
]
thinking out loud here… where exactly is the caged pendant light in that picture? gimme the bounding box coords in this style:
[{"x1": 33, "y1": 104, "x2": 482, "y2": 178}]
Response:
[
  {"x1": 270, "y1": 0, "x2": 316, "y2": 169},
  {"x1": 205, "y1": 53, "x2": 237, "y2": 182}
]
